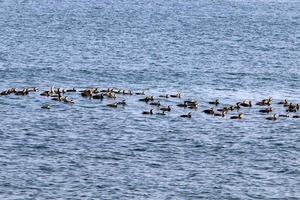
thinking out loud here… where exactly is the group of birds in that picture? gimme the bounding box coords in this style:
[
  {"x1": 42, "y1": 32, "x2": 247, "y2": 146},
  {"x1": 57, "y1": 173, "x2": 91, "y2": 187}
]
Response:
[
  {"x1": 201, "y1": 97, "x2": 300, "y2": 120},
  {"x1": 1, "y1": 87, "x2": 300, "y2": 120}
]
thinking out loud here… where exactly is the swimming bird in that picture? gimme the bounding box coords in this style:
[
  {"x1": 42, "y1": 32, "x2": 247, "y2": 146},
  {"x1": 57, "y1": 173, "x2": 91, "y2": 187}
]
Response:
[
  {"x1": 51, "y1": 88, "x2": 65, "y2": 94},
  {"x1": 81, "y1": 88, "x2": 98, "y2": 94},
  {"x1": 123, "y1": 90, "x2": 133, "y2": 95},
  {"x1": 184, "y1": 100, "x2": 198, "y2": 108},
  {"x1": 107, "y1": 103, "x2": 118, "y2": 108},
  {"x1": 278, "y1": 114, "x2": 290, "y2": 118},
  {"x1": 92, "y1": 88, "x2": 100, "y2": 94},
  {"x1": 113, "y1": 89, "x2": 122, "y2": 94},
  {"x1": 110, "y1": 88, "x2": 119, "y2": 93},
  {"x1": 217, "y1": 107, "x2": 228, "y2": 112},
  {"x1": 66, "y1": 88, "x2": 76, "y2": 92},
  {"x1": 208, "y1": 99, "x2": 219, "y2": 106},
  {"x1": 278, "y1": 114, "x2": 289, "y2": 118},
  {"x1": 159, "y1": 94, "x2": 169, "y2": 98},
  {"x1": 27, "y1": 87, "x2": 38, "y2": 92},
  {"x1": 41, "y1": 105, "x2": 51, "y2": 109},
  {"x1": 0, "y1": 90, "x2": 9, "y2": 96},
  {"x1": 100, "y1": 88, "x2": 110, "y2": 93},
  {"x1": 139, "y1": 97, "x2": 150, "y2": 103},
  {"x1": 92, "y1": 94, "x2": 104, "y2": 100},
  {"x1": 142, "y1": 109, "x2": 153, "y2": 115},
  {"x1": 8, "y1": 88, "x2": 16, "y2": 94},
  {"x1": 0, "y1": 88, "x2": 16, "y2": 95},
  {"x1": 135, "y1": 91, "x2": 145, "y2": 95},
  {"x1": 51, "y1": 96, "x2": 62, "y2": 101},
  {"x1": 256, "y1": 101, "x2": 270, "y2": 106},
  {"x1": 286, "y1": 103, "x2": 299, "y2": 112},
  {"x1": 256, "y1": 100, "x2": 271, "y2": 106},
  {"x1": 156, "y1": 111, "x2": 166, "y2": 116},
  {"x1": 170, "y1": 93, "x2": 181, "y2": 98},
  {"x1": 187, "y1": 104, "x2": 198, "y2": 109},
  {"x1": 234, "y1": 103, "x2": 241, "y2": 110},
  {"x1": 160, "y1": 106, "x2": 171, "y2": 112},
  {"x1": 180, "y1": 112, "x2": 192, "y2": 118},
  {"x1": 81, "y1": 90, "x2": 93, "y2": 97},
  {"x1": 278, "y1": 99, "x2": 288, "y2": 105},
  {"x1": 292, "y1": 103, "x2": 299, "y2": 109},
  {"x1": 292, "y1": 115, "x2": 300, "y2": 118},
  {"x1": 259, "y1": 107, "x2": 273, "y2": 113},
  {"x1": 184, "y1": 100, "x2": 198, "y2": 105},
  {"x1": 203, "y1": 107, "x2": 214, "y2": 115},
  {"x1": 227, "y1": 106, "x2": 234, "y2": 111},
  {"x1": 61, "y1": 97, "x2": 75, "y2": 104},
  {"x1": 51, "y1": 91, "x2": 63, "y2": 101},
  {"x1": 230, "y1": 113, "x2": 244, "y2": 119},
  {"x1": 214, "y1": 111, "x2": 226, "y2": 117},
  {"x1": 117, "y1": 100, "x2": 127, "y2": 106},
  {"x1": 139, "y1": 96, "x2": 154, "y2": 103},
  {"x1": 106, "y1": 92, "x2": 117, "y2": 99},
  {"x1": 40, "y1": 90, "x2": 51, "y2": 96},
  {"x1": 0, "y1": 91, "x2": 7, "y2": 96},
  {"x1": 177, "y1": 102, "x2": 188, "y2": 108},
  {"x1": 15, "y1": 88, "x2": 29, "y2": 95},
  {"x1": 256, "y1": 97, "x2": 272, "y2": 106},
  {"x1": 266, "y1": 97, "x2": 273, "y2": 103},
  {"x1": 49, "y1": 86, "x2": 55, "y2": 94},
  {"x1": 266, "y1": 114, "x2": 277, "y2": 121},
  {"x1": 149, "y1": 101, "x2": 160, "y2": 106},
  {"x1": 240, "y1": 100, "x2": 252, "y2": 107}
]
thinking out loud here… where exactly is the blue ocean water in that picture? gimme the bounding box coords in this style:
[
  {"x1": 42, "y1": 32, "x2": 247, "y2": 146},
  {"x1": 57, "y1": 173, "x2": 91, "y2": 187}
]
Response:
[{"x1": 0, "y1": 0, "x2": 300, "y2": 199}]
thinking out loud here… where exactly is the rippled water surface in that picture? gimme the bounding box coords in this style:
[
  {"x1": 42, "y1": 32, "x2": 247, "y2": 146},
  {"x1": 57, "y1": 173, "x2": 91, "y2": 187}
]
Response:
[{"x1": 1, "y1": 0, "x2": 300, "y2": 199}]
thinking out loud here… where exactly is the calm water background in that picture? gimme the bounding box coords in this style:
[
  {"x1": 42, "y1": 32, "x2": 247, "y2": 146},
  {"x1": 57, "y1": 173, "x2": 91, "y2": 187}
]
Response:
[{"x1": 0, "y1": 0, "x2": 300, "y2": 199}]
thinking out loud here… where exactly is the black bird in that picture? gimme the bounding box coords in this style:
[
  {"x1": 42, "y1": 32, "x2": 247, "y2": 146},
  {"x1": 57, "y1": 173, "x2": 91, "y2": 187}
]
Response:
[
  {"x1": 142, "y1": 109, "x2": 153, "y2": 115},
  {"x1": 259, "y1": 107, "x2": 273, "y2": 113},
  {"x1": 203, "y1": 108, "x2": 214, "y2": 115},
  {"x1": 160, "y1": 106, "x2": 171, "y2": 112},
  {"x1": 266, "y1": 114, "x2": 277, "y2": 121},
  {"x1": 208, "y1": 99, "x2": 219, "y2": 106},
  {"x1": 180, "y1": 112, "x2": 192, "y2": 118},
  {"x1": 230, "y1": 113, "x2": 244, "y2": 119}
]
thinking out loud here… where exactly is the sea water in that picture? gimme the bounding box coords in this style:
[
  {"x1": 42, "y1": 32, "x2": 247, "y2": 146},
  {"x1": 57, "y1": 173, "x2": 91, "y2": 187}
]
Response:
[{"x1": 0, "y1": 0, "x2": 299, "y2": 199}]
